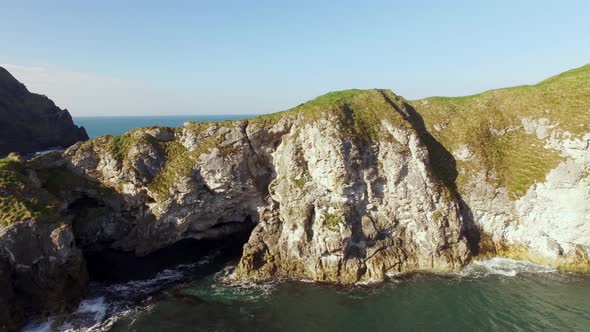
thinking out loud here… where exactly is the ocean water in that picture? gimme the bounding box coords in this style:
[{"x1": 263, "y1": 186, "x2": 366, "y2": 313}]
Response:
[
  {"x1": 23, "y1": 257, "x2": 590, "y2": 332},
  {"x1": 74, "y1": 115, "x2": 255, "y2": 139}
]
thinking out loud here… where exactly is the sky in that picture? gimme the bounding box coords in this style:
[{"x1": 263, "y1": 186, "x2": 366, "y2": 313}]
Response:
[{"x1": 1, "y1": 0, "x2": 589, "y2": 116}]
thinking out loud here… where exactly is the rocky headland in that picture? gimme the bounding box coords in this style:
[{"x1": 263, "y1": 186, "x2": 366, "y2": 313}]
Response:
[
  {"x1": 0, "y1": 65, "x2": 589, "y2": 330},
  {"x1": 0, "y1": 66, "x2": 88, "y2": 156}
]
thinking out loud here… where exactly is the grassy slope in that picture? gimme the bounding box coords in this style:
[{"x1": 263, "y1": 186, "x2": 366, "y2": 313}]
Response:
[
  {"x1": 0, "y1": 155, "x2": 117, "y2": 227},
  {"x1": 411, "y1": 64, "x2": 590, "y2": 198},
  {"x1": 0, "y1": 156, "x2": 60, "y2": 226},
  {"x1": 250, "y1": 89, "x2": 412, "y2": 137}
]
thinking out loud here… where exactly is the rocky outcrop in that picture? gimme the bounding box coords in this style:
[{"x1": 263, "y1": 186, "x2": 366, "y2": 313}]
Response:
[
  {"x1": 457, "y1": 127, "x2": 590, "y2": 270},
  {"x1": 0, "y1": 66, "x2": 88, "y2": 156},
  {"x1": 0, "y1": 221, "x2": 87, "y2": 331},
  {"x1": 234, "y1": 114, "x2": 469, "y2": 283},
  {"x1": 413, "y1": 64, "x2": 590, "y2": 270},
  {"x1": 62, "y1": 90, "x2": 471, "y2": 283}
]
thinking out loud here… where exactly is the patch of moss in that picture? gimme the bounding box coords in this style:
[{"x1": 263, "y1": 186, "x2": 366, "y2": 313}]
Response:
[
  {"x1": 324, "y1": 213, "x2": 342, "y2": 230},
  {"x1": 431, "y1": 210, "x2": 443, "y2": 222},
  {"x1": 292, "y1": 175, "x2": 311, "y2": 189}
]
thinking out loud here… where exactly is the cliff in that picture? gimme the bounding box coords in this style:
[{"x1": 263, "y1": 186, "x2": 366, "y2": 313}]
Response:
[
  {"x1": 1, "y1": 65, "x2": 589, "y2": 330},
  {"x1": 412, "y1": 64, "x2": 590, "y2": 270},
  {"x1": 0, "y1": 67, "x2": 88, "y2": 156}
]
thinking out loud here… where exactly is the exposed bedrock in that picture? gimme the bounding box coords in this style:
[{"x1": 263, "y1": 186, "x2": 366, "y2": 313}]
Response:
[
  {"x1": 0, "y1": 221, "x2": 87, "y2": 331},
  {"x1": 59, "y1": 90, "x2": 471, "y2": 285}
]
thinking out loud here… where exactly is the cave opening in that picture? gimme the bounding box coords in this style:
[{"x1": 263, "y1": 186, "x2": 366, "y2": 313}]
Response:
[{"x1": 83, "y1": 216, "x2": 256, "y2": 283}]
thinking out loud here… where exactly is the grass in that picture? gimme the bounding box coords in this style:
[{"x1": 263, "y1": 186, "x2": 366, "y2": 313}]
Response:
[
  {"x1": 37, "y1": 166, "x2": 116, "y2": 198},
  {"x1": 147, "y1": 141, "x2": 195, "y2": 200},
  {"x1": 146, "y1": 128, "x2": 237, "y2": 201},
  {"x1": 0, "y1": 157, "x2": 61, "y2": 226},
  {"x1": 412, "y1": 64, "x2": 590, "y2": 198},
  {"x1": 104, "y1": 131, "x2": 160, "y2": 164},
  {"x1": 250, "y1": 89, "x2": 413, "y2": 141}
]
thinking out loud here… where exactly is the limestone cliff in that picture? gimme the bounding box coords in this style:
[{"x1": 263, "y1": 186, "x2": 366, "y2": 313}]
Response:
[
  {"x1": 0, "y1": 155, "x2": 88, "y2": 331},
  {"x1": 0, "y1": 67, "x2": 88, "y2": 156},
  {"x1": 413, "y1": 64, "x2": 590, "y2": 270},
  {"x1": 62, "y1": 89, "x2": 471, "y2": 283}
]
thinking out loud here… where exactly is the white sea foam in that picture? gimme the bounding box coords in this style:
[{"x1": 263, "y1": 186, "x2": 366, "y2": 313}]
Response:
[
  {"x1": 462, "y1": 257, "x2": 556, "y2": 278},
  {"x1": 34, "y1": 147, "x2": 63, "y2": 156},
  {"x1": 22, "y1": 319, "x2": 54, "y2": 332},
  {"x1": 103, "y1": 263, "x2": 196, "y2": 297},
  {"x1": 20, "y1": 253, "x2": 219, "y2": 332}
]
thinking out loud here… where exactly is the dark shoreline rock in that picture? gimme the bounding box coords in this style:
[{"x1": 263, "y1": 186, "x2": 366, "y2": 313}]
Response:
[
  {"x1": 0, "y1": 221, "x2": 88, "y2": 331},
  {"x1": 0, "y1": 66, "x2": 88, "y2": 157}
]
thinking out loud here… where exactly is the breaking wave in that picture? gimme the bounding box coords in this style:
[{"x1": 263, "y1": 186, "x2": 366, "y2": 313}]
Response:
[
  {"x1": 22, "y1": 253, "x2": 218, "y2": 332},
  {"x1": 461, "y1": 257, "x2": 557, "y2": 278}
]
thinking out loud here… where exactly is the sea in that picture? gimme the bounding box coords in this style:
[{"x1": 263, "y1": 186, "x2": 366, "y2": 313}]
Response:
[
  {"x1": 22, "y1": 115, "x2": 590, "y2": 332},
  {"x1": 74, "y1": 115, "x2": 255, "y2": 139}
]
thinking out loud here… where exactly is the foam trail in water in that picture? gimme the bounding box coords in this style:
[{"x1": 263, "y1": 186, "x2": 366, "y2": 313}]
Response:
[
  {"x1": 22, "y1": 319, "x2": 54, "y2": 332},
  {"x1": 22, "y1": 252, "x2": 219, "y2": 331}
]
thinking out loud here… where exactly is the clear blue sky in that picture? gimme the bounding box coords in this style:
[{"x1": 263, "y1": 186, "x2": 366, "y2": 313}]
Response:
[{"x1": 1, "y1": 0, "x2": 589, "y2": 116}]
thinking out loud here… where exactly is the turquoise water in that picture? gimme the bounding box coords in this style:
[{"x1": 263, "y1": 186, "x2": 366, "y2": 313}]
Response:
[
  {"x1": 74, "y1": 115, "x2": 255, "y2": 138},
  {"x1": 105, "y1": 260, "x2": 590, "y2": 332}
]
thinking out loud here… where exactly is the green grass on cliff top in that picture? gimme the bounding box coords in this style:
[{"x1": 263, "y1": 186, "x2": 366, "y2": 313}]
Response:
[
  {"x1": 250, "y1": 88, "x2": 413, "y2": 140},
  {"x1": 412, "y1": 64, "x2": 590, "y2": 198},
  {"x1": 0, "y1": 157, "x2": 60, "y2": 227}
]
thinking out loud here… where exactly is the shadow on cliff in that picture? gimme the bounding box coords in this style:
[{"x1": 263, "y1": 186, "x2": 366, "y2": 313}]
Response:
[{"x1": 379, "y1": 91, "x2": 481, "y2": 255}]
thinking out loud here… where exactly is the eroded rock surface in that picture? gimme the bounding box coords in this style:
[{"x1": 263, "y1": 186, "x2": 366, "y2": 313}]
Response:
[{"x1": 62, "y1": 90, "x2": 471, "y2": 283}]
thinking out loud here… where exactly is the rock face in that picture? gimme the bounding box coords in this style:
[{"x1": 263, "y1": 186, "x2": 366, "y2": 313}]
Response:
[
  {"x1": 413, "y1": 64, "x2": 590, "y2": 270},
  {"x1": 234, "y1": 113, "x2": 469, "y2": 283},
  {"x1": 0, "y1": 221, "x2": 87, "y2": 331},
  {"x1": 63, "y1": 90, "x2": 471, "y2": 283},
  {"x1": 0, "y1": 67, "x2": 88, "y2": 156}
]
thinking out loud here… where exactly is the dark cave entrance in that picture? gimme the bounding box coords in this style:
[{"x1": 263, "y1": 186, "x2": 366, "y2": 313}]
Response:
[
  {"x1": 65, "y1": 194, "x2": 258, "y2": 283},
  {"x1": 83, "y1": 219, "x2": 256, "y2": 283}
]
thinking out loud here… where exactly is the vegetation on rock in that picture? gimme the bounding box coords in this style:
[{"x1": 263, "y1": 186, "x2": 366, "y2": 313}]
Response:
[
  {"x1": 413, "y1": 64, "x2": 590, "y2": 198},
  {"x1": 0, "y1": 156, "x2": 60, "y2": 226}
]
